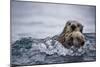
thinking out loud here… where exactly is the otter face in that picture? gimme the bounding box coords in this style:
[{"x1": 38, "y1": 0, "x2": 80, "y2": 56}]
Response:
[{"x1": 66, "y1": 20, "x2": 83, "y2": 33}]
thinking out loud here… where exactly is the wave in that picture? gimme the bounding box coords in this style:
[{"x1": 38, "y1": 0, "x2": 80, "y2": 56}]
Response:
[{"x1": 11, "y1": 33, "x2": 96, "y2": 65}]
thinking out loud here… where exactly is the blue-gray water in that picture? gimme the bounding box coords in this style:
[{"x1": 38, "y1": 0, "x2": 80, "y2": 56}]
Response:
[{"x1": 11, "y1": 33, "x2": 96, "y2": 66}]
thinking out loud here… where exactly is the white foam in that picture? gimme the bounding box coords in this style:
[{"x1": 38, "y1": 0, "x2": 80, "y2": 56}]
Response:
[
  {"x1": 30, "y1": 39, "x2": 90, "y2": 56},
  {"x1": 12, "y1": 36, "x2": 96, "y2": 65}
]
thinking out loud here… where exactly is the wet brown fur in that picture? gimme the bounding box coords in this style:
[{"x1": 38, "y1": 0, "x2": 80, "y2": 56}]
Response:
[{"x1": 57, "y1": 20, "x2": 85, "y2": 48}]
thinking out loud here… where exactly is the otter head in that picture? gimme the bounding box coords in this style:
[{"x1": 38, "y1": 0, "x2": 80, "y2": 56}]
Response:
[
  {"x1": 58, "y1": 20, "x2": 85, "y2": 48},
  {"x1": 64, "y1": 20, "x2": 83, "y2": 33}
]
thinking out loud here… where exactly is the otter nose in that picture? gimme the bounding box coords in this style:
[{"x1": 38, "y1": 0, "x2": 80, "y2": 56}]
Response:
[{"x1": 71, "y1": 24, "x2": 76, "y2": 31}]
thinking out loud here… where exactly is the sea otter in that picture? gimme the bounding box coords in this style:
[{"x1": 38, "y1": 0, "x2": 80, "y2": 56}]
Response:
[{"x1": 57, "y1": 20, "x2": 85, "y2": 48}]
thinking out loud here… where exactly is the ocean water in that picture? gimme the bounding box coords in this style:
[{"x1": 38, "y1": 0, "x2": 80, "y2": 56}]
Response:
[{"x1": 11, "y1": 33, "x2": 96, "y2": 66}]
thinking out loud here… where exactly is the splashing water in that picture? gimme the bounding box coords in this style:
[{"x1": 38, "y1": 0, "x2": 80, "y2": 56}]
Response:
[{"x1": 11, "y1": 33, "x2": 96, "y2": 65}]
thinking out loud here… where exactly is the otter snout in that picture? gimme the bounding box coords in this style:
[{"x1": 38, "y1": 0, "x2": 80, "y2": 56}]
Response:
[{"x1": 71, "y1": 24, "x2": 77, "y2": 31}]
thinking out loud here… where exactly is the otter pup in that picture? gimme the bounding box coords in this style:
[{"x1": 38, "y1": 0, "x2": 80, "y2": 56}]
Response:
[{"x1": 57, "y1": 20, "x2": 85, "y2": 48}]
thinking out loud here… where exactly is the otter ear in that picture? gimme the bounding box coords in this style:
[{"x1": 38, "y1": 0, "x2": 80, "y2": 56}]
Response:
[
  {"x1": 80, "y1": 25, "x2": 84, "y2": 33},
  {"x1": 77, "y1": 23, "x2": 83, "y2": 33}
]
